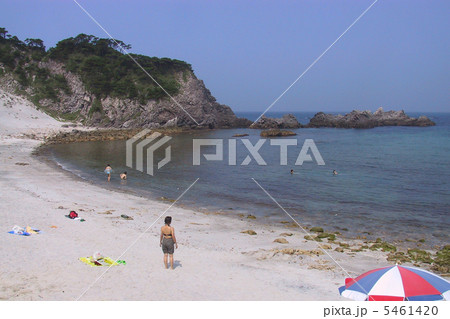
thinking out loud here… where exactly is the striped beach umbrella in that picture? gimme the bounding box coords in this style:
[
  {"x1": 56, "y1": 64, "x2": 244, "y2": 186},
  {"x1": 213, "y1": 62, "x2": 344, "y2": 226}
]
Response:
[{"x1": 339, "y1": 265, "x2": 450, "y2": 301}]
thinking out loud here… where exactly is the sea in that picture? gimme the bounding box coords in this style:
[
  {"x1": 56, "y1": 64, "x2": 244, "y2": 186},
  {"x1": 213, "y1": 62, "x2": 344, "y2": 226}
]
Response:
[{"x1": 45, "y1": 112, "x2": 450, "y2": 248}]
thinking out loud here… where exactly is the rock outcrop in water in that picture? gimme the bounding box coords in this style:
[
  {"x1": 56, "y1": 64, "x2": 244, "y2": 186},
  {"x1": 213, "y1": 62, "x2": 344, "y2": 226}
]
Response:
[
  {"x1": 250, "y1": 114, "x2": 302, "y2": 129},
  {"x1": 260, "y1": 129, "x2": 297, "y2": 137},
  {"x1": 306, "y1": 108, "x2": 435, "y2": 128},
  {"x1": 251, "y1": 108, "x2": 435, "y2": 129}
]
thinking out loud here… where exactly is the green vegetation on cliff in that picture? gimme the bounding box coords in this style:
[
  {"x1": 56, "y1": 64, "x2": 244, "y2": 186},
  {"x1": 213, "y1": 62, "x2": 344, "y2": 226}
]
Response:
[
  {"x1": 47, "y1": 33, "x2": 191, "y2": 100},
  {"x1": 0, "y1": 28, "x2": 192, "y2": 105},
  {"x1": 0, "y1": 27, "x2": 70, "y2": 104}
]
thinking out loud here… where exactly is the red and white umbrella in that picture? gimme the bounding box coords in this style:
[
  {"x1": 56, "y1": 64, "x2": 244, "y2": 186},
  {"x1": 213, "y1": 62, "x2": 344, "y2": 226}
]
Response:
[{"x1": 339, "y1": 265, "x2": 450, "y2": 301}]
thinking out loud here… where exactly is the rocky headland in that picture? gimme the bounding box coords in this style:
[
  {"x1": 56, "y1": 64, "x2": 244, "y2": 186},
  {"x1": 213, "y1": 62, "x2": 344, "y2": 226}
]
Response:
[{"x1": 0, "y1": 30, "x2": 251, "y2": 130}]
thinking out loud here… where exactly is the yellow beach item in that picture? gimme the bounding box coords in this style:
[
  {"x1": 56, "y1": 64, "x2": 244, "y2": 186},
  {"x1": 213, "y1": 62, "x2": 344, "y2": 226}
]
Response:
[
  {"x1": 25, "y1": 226, "x2": 38, "y2": 234},
  {"x1": 79, "y1": 257, "x2": 119, "y2": 267}
]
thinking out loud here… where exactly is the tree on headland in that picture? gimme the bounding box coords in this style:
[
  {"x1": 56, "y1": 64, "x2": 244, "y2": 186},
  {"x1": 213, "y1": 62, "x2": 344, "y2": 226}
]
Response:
[
  {"x1": 48, "y1": 34, "x2": 132, "y2": 59},
  {"x1": 0, "y1": 28, "x2": 24, "y2": 47},
  {"x1": 0, "y1": 27, "x2": 8, "y2": 39},
  {"x1": 8, "y1": 36, "x2": 24, "y2": 47},
  {"x1": 0, "y1": 29, "x2": 191, "y2": 104},
  {"x1": 25, "y1": 38, "x2": 45, "y2": 51},
  {"x1": 109, "y1": 39, "x2": 132, "y2": 52}
]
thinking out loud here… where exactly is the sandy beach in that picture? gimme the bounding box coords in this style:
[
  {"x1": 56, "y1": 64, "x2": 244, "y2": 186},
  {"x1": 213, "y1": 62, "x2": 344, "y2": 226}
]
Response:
[{"x1": 0, "y1": 89, "x2": 404, "y2": 300}]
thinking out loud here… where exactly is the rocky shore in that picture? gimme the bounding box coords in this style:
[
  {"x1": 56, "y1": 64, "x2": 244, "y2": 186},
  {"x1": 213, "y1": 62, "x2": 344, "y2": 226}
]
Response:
[
  {"x1": 41, "y1": 127, "x2": 194, "y2": 145},
  {"x1": 34, "y1": 107, "x2": 436, "y2": 148}
]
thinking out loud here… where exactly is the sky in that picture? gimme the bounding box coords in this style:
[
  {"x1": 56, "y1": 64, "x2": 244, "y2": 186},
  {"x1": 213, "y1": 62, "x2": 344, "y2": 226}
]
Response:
[{"x1": 1, "y1": 0, "x2": 449, "y2": 113}]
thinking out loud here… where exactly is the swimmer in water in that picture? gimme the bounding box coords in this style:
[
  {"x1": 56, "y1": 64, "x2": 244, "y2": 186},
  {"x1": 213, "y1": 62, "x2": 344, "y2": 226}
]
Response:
[
  {"x1": 120, "y1": 171, "x2": 127, "y2": 180},
  {"x1": 104, "y1": 164, "x2": 112, "y2": 182},
  {"x1": 333, "y1": 170, "x2": 338, "y2": 175},
  {"x1": 290, "y1": 169, "x2": 294, "y2": 175}
]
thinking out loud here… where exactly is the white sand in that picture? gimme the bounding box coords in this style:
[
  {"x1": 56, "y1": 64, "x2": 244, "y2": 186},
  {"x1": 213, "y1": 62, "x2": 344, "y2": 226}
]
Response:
[
  {"x1": 0, "y1": 91, "x2": 392, "y2": 300},
  {"x1": 0, "y1": 89, "x2": 67, "y2": 138}
]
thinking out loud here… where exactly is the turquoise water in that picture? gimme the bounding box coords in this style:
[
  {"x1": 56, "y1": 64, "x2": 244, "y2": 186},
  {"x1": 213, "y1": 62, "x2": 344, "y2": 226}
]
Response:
[{"x1": 47, "y1": 112, "x2": 449, "y2": 247}]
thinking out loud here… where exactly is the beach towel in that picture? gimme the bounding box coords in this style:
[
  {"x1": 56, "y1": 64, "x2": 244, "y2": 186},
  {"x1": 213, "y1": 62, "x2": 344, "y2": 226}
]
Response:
[
  {"x1": 79, "y1": 257, "x2": 125, "y2": 267},
  {"x1": 8, "y1": 225, "x2": 40, "y2": 236},
  {"x1": 26, "y1": 226, "x2": 38, "y2": 234}
]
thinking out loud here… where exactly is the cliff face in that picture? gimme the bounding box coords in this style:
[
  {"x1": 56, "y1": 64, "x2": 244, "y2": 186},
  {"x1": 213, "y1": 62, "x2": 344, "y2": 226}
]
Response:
[
  {"x1": 0, "y1": 60, "x2": 248, "y2": 129},
  {"x1": 32, "y1": 61, "x2": 246, "y2": 129}
]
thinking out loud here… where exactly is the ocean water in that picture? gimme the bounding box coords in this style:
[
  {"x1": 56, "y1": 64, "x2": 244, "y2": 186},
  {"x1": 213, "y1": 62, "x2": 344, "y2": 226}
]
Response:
[{"x1": 46, "y1": 112, "x2": 450, "y2": 247}]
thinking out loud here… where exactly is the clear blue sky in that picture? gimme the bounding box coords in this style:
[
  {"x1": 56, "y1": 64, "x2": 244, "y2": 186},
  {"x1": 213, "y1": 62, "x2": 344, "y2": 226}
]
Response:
[{"x1": 1, "y1": 0, "x2": 449, "y2": 112}]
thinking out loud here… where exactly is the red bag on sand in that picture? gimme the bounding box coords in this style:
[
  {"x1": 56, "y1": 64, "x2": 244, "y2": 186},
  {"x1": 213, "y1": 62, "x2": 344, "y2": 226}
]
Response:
[{"x1": 69, "y1": 211, "x2": 78, "y2": 219}]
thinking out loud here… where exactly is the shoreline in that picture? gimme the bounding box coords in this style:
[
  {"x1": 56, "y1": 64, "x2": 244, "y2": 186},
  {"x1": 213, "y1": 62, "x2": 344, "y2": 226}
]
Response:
[
  {"x1": 40, "y1": 126, "x2": 203, "y2": 145},
  {"x1": 38, "y1": 129, "x2": 447, "y2": 251},
  {"x1": 0, "y1": 137, "x2": 362, "y2": 300},
  {"x1": 35, "y1": 136, "x2": 450, "y2": 276},
  {"x1": 36, "y1": 127, "x2": 449, "y2": 273}
]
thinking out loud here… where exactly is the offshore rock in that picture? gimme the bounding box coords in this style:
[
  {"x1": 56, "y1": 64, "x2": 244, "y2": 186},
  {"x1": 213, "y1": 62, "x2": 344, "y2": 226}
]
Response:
[
  {"x1": 260, "y1": 129, "x2": 297, "y2": 137},
  {"x1": 250, "y1": 114, "x2": 302, "y2": 129},
  {"x1": 306, "y1": 108, "x2": 435, "y2": 129}
]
